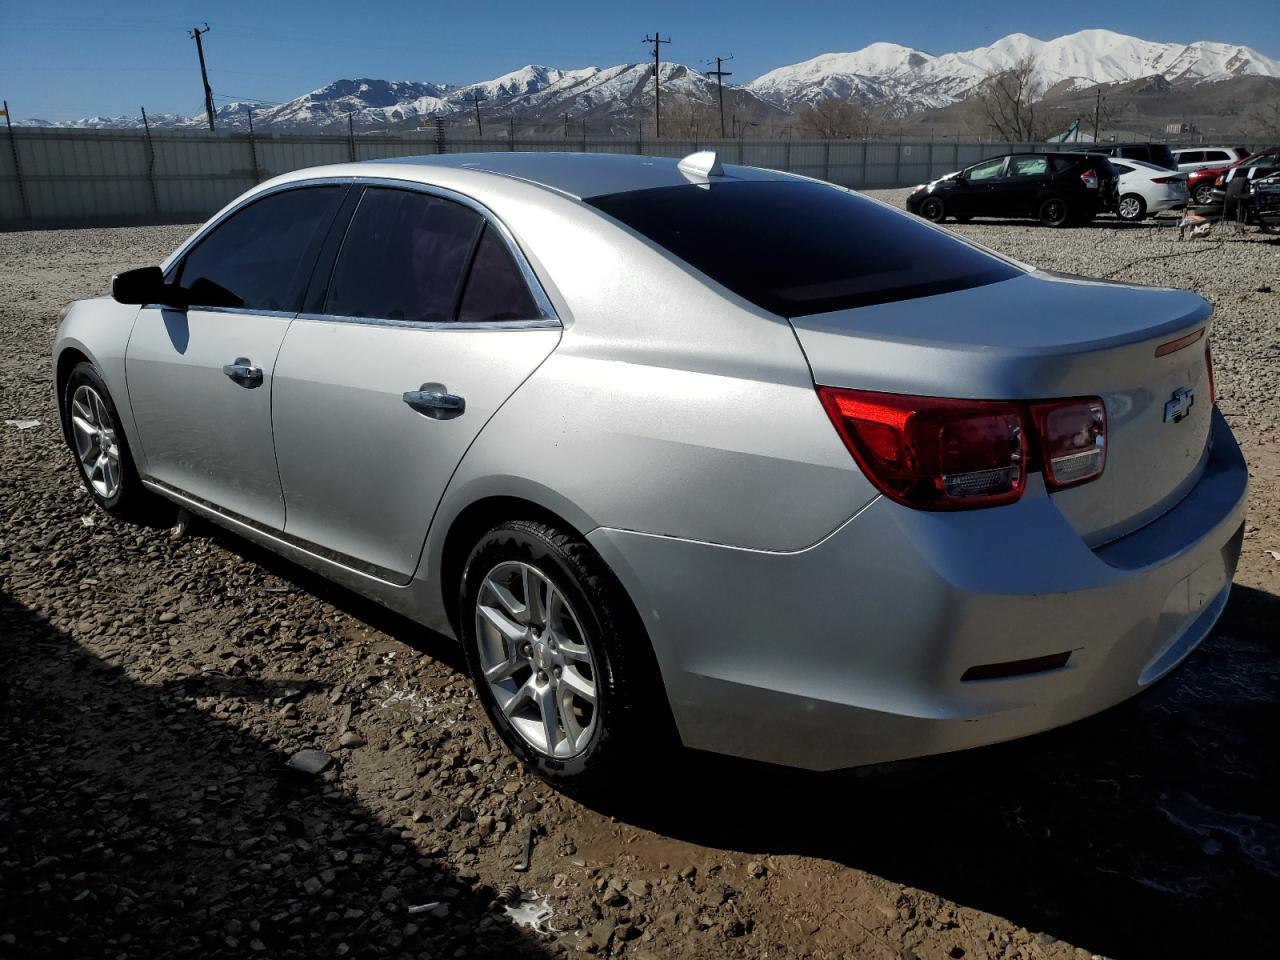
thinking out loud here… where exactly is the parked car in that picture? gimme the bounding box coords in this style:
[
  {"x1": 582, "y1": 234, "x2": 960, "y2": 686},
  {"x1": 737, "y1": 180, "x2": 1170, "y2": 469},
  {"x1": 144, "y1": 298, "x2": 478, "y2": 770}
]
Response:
[
  {"x1": 1187, "y1": 164, "x2": 1230, "y2": 206},
  {"x1": 55, "y1": 152, "x2": 1246, "y2": 789},
  {"x1": 1210, "y1": 148, "x2": 1280, "y2": 215},
  {"x1": 1172, "y1": 147, "x2": 1250, "y2": 172},
  {"x1": 1109, "y1": 158, "x2": 1189, "y2": 221},
  {"x1": 1060, "y1": 142, "x2": 1177, "y2": 170},
  {"x1": 906, "y1": 152, "x2": 1117, "y2": 226}
]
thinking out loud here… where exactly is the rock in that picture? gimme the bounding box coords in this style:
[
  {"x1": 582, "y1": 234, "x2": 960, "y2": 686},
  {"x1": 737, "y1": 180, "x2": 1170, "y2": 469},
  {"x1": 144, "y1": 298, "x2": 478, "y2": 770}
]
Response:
[
  {"x1": 338, "y1": 731, "x2": 365, "y2": 749},
  {"x1": 286, "y1": 749, "x2": 334, "y2": 776},
  {"x1": 626, "y1": 879, "x2": 651, "y2": 898},
  {"x1": 157, "y1": 610, "x2": 178, "y2": 624},
  {"x1": 278, "y1": 703, "x2": 299, "y2": 720},
  {"x1": 747, "y1": 860, "x2": 767, "y2": 879},
  {"x1": 393, "y1": 787, "x2": 413, "y2": 801},
  {"x1": 302, "y1": 876, "x2": 323, "y2": 895}
]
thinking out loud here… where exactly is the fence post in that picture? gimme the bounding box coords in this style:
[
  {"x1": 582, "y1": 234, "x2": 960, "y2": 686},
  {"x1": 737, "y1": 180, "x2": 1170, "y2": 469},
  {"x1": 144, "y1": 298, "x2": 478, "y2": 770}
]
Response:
[
  {"x1": 860, "y1": 142, "x2": 868, "y2": 188},
  {"x1": 3, "y1": 100, "x2": 31, "y2": 220},
  {"x1": 141, "y1": 106, "x2": 161, "y2": 215},
  {"x1": 893, "y1": 140, "x2": 902, "y2": 187},
  {"x1": 823, "y1": 141, "x2": 831, "y2": 183},
  {"x1": 927, "y1": 139, "x2": 934, "y2": 180},
  {"x1": 347, "y1": 113, "x2": 356, "y2": 162},
  {"x1": 953, "y1": 141, "x2": 960, "y2": 171}
]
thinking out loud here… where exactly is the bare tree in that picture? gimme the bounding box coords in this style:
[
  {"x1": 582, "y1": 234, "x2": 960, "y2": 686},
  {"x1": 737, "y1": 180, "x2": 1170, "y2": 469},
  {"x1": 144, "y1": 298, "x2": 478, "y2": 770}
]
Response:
[
  {"x1": 798, "y1": 98, "x2": 885, "y2": 139},
  {"x1": 1249, "y1": 98, "x2": 1280, "y2": 140},
  {"x1": 661, "y1": 97, "x2": 720, "y2": 139},
  {"x1": 970, "y1": 54, "x2": 1047, "y2": 141}
]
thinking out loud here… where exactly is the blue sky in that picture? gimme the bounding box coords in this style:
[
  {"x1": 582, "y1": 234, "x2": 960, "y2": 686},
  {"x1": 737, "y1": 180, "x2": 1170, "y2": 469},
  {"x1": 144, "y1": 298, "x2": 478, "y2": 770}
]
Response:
[{"x1": 4, "y1": 0, "x2": 1277, "y2": 121}]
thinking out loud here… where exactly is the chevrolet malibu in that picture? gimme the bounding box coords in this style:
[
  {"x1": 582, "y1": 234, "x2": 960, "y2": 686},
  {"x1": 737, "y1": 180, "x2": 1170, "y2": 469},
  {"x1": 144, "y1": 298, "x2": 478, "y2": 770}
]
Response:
[{"x1": 54, "y1": 152, "x2": 1247, "y2": 791}]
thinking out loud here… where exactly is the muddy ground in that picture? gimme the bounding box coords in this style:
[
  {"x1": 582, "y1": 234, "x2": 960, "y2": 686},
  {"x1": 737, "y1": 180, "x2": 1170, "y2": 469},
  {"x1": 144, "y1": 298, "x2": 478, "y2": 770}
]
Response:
[{"x1": 1, "y1": 202, "x2": 1277, "y2": 960}]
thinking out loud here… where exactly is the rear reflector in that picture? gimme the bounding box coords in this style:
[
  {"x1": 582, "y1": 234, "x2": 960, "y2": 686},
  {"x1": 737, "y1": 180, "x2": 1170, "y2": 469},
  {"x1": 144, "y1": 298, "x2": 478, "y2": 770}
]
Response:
[
  {"x1": 961, "y1": 651, "x2": 1072, "y2": 682},
  {"x1": 1029, "y1": 398, "x2": 1107, "y2": 490},
  {"x1": 1154, "y1": 327, "x2": 1204, "y2": 357}
]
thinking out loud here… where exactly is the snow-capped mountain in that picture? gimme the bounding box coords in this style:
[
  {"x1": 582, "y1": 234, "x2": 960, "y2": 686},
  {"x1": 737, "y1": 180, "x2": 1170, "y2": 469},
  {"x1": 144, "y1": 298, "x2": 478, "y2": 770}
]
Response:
[
  {"x1": 20, "y1": 29, "x2": 1280, "y2": 130},
  {"x1": 749, "y1": 29, "x2": 1280, "y2": 109}
]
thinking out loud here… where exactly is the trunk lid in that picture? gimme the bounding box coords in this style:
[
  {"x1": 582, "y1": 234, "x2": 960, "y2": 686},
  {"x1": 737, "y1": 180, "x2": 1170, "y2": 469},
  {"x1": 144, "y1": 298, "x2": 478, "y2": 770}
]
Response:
[{"x1": 790, "y1": 271, "x2": 1214, "y2": 546}]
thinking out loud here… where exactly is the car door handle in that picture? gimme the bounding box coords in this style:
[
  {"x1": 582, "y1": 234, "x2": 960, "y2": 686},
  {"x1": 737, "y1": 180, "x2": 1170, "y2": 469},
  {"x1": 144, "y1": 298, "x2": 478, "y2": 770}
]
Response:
[
  {"x1": 402, "y1": 386, "x2": 465, "y2": 420},
  {"x1": 222, "y1": 357, "x2": 263, "y2": 388}
]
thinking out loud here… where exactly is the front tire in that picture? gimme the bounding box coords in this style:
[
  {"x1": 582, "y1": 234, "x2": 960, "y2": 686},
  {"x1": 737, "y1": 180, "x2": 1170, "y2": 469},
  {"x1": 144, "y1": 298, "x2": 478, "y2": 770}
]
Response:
[
  {"x1": 1038, "y1": 197, "x2": 1070, "y2": 227},
  {"x1": 459, "y1": 519, "x2": 670, "y2": 793},
  {"x1": 1117, "y1": 193, "x2": 1147, "y2": 222},
  {"x1": 919, "y1": 196, "x2": 946, "y2": 223},
  {"x1": 1193, "y1": 182, "x2": 1215, "y2": 206},
  {"x1": 62, "y1": 361, "x2": 162, "y2": 522}
]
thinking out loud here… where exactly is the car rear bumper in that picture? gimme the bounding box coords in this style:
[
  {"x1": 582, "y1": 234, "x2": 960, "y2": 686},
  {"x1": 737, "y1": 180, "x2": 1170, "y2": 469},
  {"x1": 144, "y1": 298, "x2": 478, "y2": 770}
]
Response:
[{"x1": 588, "y1": 409, "x2": 1247, "y2": 770}]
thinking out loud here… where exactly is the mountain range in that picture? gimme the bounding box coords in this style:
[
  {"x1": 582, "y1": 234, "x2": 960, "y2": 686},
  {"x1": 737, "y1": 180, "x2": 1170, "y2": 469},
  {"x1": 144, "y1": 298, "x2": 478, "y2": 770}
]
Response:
[{"x1": 21, "y1": 29, "x2": 1280, "y2": 134}]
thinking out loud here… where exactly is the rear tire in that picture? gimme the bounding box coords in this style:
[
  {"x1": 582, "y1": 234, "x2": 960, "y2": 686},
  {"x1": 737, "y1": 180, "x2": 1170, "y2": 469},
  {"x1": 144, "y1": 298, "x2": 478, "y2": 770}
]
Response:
[
  {"x1": 459, "y1": 519, "x2": 673, "y2": 794},
  {"x1": 1117, "y1": 193, "x2": 1147, "y2": 222},
  {"x1": 1192, "y1": 182, "x2": 1215, "y2": 206},
  {"x1": 61, "y1": 361, "x2": 166, "y2": 523},
  {"x1": 919, "y1": 196, "x2": 946, "y2": 223},
  {"x1": 1038, "y1": 197, "x2": 1070, "y2": 227}
]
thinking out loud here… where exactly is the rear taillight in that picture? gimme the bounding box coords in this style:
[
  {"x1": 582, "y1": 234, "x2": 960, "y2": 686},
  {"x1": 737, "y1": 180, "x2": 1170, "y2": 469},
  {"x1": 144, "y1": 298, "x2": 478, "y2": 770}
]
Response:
[
  {"x1": 1206, "y1": 342, "x2": 1216, "y2": 405},
  {"x1": 1029, "y1": 399, "x2": 1107, "y2": 490},
  {"x1": 1151, "y1": 175, "x2": 1182, "y2": 184},
  {"x1": 818, "y1": 388, "x2": 1108, "y2": 510},
  {"x1": 1080, "y1": 168, "x2": 1099, "y2": 189}
]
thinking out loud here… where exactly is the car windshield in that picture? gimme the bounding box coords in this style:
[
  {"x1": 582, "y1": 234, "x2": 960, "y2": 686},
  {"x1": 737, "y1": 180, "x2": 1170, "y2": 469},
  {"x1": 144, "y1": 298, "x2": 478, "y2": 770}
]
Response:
[{"x1": 587, "y1": 180, "x2": 1020, "y2": 317}]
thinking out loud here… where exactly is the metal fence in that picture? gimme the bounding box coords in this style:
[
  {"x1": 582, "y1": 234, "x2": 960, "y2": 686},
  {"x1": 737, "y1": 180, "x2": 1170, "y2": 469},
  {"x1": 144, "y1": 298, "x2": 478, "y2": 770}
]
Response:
[{"x1": 1, "y1": 126, "x2": 1264, "y2": 226}]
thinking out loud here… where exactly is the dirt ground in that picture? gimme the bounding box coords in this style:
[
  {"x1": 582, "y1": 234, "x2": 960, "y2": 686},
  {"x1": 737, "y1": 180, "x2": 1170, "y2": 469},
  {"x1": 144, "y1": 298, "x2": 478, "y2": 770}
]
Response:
[{"x1": 1, "y1": 201, "x2": 1277, "y2": 960}]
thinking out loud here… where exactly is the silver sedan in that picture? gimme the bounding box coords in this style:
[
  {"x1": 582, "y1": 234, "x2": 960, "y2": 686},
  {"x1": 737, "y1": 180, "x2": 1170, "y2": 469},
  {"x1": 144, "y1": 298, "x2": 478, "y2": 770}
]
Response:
[{"x1": 54, "y1": 151, "x2": 1248, "y2": 791}]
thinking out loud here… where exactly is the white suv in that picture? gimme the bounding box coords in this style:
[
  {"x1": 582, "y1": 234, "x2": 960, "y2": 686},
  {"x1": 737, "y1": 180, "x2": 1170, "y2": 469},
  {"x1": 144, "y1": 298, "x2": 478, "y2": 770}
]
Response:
[{"x1": 1173, "y1": 147, "x2": 1249, "y2": 172}]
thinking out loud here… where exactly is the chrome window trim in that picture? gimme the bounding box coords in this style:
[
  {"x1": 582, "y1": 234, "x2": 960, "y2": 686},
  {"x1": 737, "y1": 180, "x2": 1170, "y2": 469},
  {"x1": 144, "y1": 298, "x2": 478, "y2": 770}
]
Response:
[
  {"x1": 293, "y1": 313, "x2": 560, "y2": 332},
  {"x1": 138, "y1": 304, "x2": 300, "y2": 319},
  {"x1": 161, "y1": 174, "x2": 560, "y2": 327}
]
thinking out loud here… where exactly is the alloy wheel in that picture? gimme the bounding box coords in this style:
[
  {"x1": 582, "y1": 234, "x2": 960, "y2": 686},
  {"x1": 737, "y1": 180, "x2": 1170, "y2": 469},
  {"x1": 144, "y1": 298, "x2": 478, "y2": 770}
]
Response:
[
  {"x1": 1118, "y1": 195, "x2": 1142, "y2": 220},
  {"x1": 475, "y1": 560, "x2": 598, "y2": 759},
  {"x1": 69, "y1": 384, "x2": 121, "y2": 499}
]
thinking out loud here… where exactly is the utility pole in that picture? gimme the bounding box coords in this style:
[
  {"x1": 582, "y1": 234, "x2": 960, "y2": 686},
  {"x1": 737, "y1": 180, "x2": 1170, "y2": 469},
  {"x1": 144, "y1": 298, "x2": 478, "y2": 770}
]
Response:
[
  {"x1": 643, "y1": 31, "x2": 670, "y2": 138},
  {"x1": 704, "y1": 54, "x2": 733, "y2": 139},
  {"x1": 465, "y1": 90, "x2": 486, "y2": 137},
  {"x1": 1091, "y1": 87, "x2": 1105, "y2": 144},
  {"x1": 189, "y1": 24, "x2": 215, "y2": 131}
]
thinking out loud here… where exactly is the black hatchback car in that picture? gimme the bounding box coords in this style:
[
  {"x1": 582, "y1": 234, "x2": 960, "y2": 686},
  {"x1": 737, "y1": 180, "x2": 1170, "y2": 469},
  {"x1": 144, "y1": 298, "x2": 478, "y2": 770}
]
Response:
[{"x1": 905, "y1": 152, "x2": 1118, "y2": 227}]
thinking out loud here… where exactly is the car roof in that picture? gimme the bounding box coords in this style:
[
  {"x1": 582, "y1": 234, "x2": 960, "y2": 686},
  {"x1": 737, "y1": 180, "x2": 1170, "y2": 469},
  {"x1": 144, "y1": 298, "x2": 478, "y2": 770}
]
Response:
[{"x1": 354, "y1": 152, "x2": 795, "y2": 200}]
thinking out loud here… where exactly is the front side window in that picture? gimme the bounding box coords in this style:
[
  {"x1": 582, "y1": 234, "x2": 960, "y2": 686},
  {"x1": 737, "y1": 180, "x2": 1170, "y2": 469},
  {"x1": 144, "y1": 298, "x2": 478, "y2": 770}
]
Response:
[
  {"x1": 325, "y1": 188, "x2": 484, "y2": 323},
  {"x1": 966, "y1": 158, "x2": 1006, "y2": 181},
  {"x1": 1179, "y1": 151, "x2": 1203, "y2": 164},
  {"x1": 177, "y1": 186, "x2": 346, "y2": 311},
  {"x1": 457, "y1": 224, "x2": 541, "y2": 323},
  {"x1": 588, "y1": 180, "x2": 1020, "y2": 317},
  {"x1": 1008, "y1": 156, "x2": 1048, "y2": 177}
]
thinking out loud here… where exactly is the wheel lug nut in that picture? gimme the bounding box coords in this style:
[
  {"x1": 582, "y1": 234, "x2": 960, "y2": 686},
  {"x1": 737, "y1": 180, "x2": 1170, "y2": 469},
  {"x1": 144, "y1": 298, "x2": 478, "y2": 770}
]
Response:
[
  {"x1": 537, "y1": 671, "x2": 548, "y2": 683},
  {"x1": 553, "y1": 666, "x2": 562, "y2": 678}
]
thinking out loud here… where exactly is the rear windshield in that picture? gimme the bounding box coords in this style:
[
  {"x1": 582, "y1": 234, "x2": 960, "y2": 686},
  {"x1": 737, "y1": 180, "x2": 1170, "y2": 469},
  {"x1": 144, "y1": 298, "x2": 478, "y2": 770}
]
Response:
[{"x1": 586, "y1": 180, "x2": 1020, "y2": 317}]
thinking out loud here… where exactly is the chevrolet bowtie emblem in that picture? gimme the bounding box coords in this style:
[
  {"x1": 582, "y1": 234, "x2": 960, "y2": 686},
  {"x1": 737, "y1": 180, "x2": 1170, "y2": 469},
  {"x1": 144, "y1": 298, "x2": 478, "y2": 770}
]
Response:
[{"x1": 1164, "y1": 387, "x2": 1195, "y2": 424}]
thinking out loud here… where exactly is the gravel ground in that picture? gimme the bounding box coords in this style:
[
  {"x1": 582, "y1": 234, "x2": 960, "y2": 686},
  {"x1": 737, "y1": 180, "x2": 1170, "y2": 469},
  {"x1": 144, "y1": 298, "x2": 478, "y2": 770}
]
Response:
[{"x1": 1, "y1": 207, "x2": 1278, "y2": 960}]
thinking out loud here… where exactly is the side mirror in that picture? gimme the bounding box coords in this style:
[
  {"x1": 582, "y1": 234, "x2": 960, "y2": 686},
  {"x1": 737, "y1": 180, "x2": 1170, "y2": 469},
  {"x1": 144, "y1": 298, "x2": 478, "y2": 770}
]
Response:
[{"x1": 111, "y1": 266, "x2": 186, "y2": 308}]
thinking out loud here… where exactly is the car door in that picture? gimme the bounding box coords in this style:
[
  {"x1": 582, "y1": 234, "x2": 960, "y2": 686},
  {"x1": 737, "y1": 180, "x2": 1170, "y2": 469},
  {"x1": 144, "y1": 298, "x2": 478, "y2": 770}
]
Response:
[
  {"x1": 125, "y1": 185, "x2": 350, "y2": 528},
  {"x1": 270, "y1": 185, "x2": 561, "y2": 583},
  {"x1": 949, "y1": 157, "x2": 1006, "y2": 217},
  {"x1": 992, "y1": 154, "x2": 1048, "y2": 216}
]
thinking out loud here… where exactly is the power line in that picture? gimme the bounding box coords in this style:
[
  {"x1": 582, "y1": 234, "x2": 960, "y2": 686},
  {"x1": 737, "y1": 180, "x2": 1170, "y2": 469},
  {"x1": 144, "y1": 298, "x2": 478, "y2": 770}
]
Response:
[
  {"x1": 188, "y1": 23, "x2": 215, "y2": 132},
  {"x1": 704, "y1": 54, "x2": 733, "y2": 139},
  {"x1": 643, "y1": 31, "x2": 670, "y2": 138}
]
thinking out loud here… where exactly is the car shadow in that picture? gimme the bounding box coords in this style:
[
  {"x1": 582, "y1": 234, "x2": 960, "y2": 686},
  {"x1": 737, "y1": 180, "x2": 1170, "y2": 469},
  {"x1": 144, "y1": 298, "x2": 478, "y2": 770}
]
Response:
[
  {"x1": 0, "y1": 588, "x2": 551, "y2": 959},
  {"x1": 588, "y1": 583, "x2": 1280, "y2": 958},
  {"x1": 147, "y1": 518, "x2": 1280, "y2": 957}
]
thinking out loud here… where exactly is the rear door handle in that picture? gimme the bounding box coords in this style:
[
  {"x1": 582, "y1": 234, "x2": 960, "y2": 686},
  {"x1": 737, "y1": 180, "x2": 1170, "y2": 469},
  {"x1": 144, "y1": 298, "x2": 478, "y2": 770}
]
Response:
[
  {"x1": 222, "y1": 357, "x2": 263, "y2": 388},
  {"x1": 402, "y1": 385, "x2": 465, "y2": 420}
]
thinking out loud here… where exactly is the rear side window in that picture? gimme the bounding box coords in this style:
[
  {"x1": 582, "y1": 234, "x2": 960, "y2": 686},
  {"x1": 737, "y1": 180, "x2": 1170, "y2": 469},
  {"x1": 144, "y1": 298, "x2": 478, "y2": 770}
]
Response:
[
  {"x1": 325, "y1": 188, "x2": 483, "y2": 323},
  {"x1": 1008, "y1": 156, "x2": 1047, "y2": 177},
  {"x1": 178, "y1": 186, "x2": 346, "y2": 311},
  {"x1": 588, "y1": 181, "x2": 1020, "y2": 317},
  {"x1": 457, "y1": 225, "x2": 542, "y2": 323},
  {"x1": 1178, "y1": 151, "x2": 1203, "y2": 164},
  {"x1": 1203, "y1": 151, "x2": 1228, "y2": 163}
]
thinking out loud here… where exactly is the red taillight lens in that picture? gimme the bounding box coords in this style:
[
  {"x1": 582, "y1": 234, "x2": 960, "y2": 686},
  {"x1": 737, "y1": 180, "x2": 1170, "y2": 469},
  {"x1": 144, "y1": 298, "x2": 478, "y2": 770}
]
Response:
[
  {"x1": 1080, "y1": 168, "x2": 1099, "y2": 188},
  {"x1": 1206, "y1": 342, "x2": 1216, "y2": 405},
  {"x1": 817, "y1": 388, "x2": 1027, "y2": 509},
  {"x1": 1151, "y1": 175, "x2": 1182, "y2": 184},
  {"x1": 1029, "y1": 399, "x2": 1107, "y2": 490}
]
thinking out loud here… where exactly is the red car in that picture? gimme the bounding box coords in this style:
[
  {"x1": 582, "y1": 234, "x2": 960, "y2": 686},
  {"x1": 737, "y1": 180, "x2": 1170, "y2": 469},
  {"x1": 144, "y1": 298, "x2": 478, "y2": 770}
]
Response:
[{"x1": 1189, "y1": 149, "x2": 1278, "y2": 206}]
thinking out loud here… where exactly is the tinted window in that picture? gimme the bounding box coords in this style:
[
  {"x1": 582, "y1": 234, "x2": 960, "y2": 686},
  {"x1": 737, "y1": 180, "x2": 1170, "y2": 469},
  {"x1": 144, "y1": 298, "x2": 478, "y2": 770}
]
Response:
[
  {"x1": 1111, "y1": 162, "x2": 1134, "y2": 174},
  {"x1": 178, "y1": 186, "x2": 345, "y2": 311},
  {"x1": 457, "y1": 225, "x2": 541, "y2": 323},
  {"x1": 1204, "y1": 151, "x2": 1229, "y2": 162},
  {"x1": 325, "y1": 188, "x2": 483, "y2": 322},
  {"x1": 1179, "y1": 151, "x2": 1203, "y2": 164},
  {"x1": 588, "y1": 181, "x2": 1020, "y2": 317},
  {"x1": 966, "y1": 158, "x2": 1005, "y2": 181},
  {"x1": 1008, "y1": 156, "x2": 1047, "y2": 177}
]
